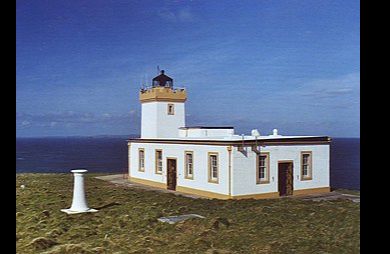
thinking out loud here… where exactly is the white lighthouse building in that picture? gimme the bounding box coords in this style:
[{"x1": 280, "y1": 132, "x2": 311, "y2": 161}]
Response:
[
  {"x1": 127, "y1": 71, "x2": 330, "y2": 199},
  {"x1": 140, "y1": 70, "x2": 186, "y2": 138}
]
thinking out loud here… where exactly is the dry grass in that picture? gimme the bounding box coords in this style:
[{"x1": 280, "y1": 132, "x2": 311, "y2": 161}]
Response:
[{"x1": 16, "y1": 173, "x2": 360, "y2": 253}]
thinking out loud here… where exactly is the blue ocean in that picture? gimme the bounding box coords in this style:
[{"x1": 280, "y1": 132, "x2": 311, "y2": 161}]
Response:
[{"x1": 16, "y1": 137, "x2": 360, "y2": 190}]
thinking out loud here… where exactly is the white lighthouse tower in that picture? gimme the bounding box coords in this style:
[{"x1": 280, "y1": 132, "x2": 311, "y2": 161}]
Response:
[{"x1": 139, "y1": 70, "x2": 187, "y2": 138}]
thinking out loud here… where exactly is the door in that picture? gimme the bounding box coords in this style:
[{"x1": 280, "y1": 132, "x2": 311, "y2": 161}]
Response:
[
  {"x1": 167, "y1": 158, "x2": 177, "y2": 190},
  {"x1": 278, "y1": 162, "x2": 293, "y2": 196}
]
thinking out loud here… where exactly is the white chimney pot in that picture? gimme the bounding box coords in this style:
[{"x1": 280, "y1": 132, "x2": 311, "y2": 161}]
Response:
[{"x1": 251, "y1": 129, "x2": 260, "y2": 137}]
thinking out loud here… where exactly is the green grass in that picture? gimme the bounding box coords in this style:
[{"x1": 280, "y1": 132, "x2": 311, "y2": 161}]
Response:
[{"x1": 16, "y1": 174, "x2": 360, "y2": 254}]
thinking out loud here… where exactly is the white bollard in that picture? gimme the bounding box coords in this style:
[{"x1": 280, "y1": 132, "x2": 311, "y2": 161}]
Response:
[{"x1": 61, "y1": 169, "x2": 98, "y2": 214}]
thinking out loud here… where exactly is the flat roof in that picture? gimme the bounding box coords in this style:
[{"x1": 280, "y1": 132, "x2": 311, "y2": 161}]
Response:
[
  {"x1": 127, "y1": 135, "x2": 331, "y2": 145},
  {"x1": 179, "y1": 126, "x2": 234, "y2": 129}
]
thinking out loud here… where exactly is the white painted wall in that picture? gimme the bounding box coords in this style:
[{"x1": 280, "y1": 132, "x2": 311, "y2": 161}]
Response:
[
  {"x1": 231, "y1": 144, "x2": 330, "y2": 196},
  {"x1": 140, "y1": 102, "x2": 158, "y2": 138},
  {"x1": 178, "y1": 128, "x2": 235, "y2": 138},
  {"x1": 128, "y1": 142, "x2": 330, "y2": 197},
  {"x1": 129, "y1": 142, "x2": 230, "y2": 195},
  {"x1": 141, "y1": 101, "x2": 185, "y2": 138}
]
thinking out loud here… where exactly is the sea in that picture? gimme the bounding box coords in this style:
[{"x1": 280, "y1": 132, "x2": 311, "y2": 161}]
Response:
[{"x1": 16, "y1": 136, "x2": 360, "y2": 190}]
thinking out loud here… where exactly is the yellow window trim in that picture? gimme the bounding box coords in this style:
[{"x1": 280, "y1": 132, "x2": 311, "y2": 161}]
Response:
[
  {"x1": 167, "y1": 103, "x2": 175, "y2": 115},
  {"x1": 256, "y1": 152, "x2": 270, "y2": 184},
  {"x1": 155, "y1": 149, "x2": 163, "y2": 174},
  {"x1": 300, "y1": 151, "x2": 313, "y2": 180},
  {"x1": 184, "y1": 151, "x2": 194, "y2": 180},
  {"x1": 208, "y1": 152, "x2": 219, "y2": 184},
  {"x1": 138, "y1": 148, "x2": 145, "y2": 172}
]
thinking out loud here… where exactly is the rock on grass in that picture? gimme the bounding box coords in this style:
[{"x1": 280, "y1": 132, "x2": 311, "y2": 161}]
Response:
[
  {"x1": 211, "y1": 217, "x2": 231, "y2": 229},
  {"x1": 205, "y1": 248, "x2": 232, "y2": 254},
  {"x1": 28, "y1": 236, "x2": 58, "y2": 250},
  {"x1": 41, "y1": 210, "x2": 50, "y2": 218}
]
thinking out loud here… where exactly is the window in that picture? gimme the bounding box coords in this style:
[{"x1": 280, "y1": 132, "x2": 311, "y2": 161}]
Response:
[
  {"x1": 185, "y1": 151, "x2": 194, "y2": 179},
  {"x1": 301, "y1": 151, "x2": 312, "y2": 180},
  {"x1": 153, "y1": 80, "x2": 160, "y2": 86},
  {"x1": 155, "y1": 150, "x2": 163, "y2": 174},
  {"x1": 138, "y1": 149, "x2": 145, "y2": 172},
  {"x1": 208, "y1": 153, "x2": 219, "y2": 183},
  {"x1": 257, "y1": 153, "x2": 270, "y2": 184},
  {"x1": 167, "y1": 104, "x2": 175, "y2": 115}
]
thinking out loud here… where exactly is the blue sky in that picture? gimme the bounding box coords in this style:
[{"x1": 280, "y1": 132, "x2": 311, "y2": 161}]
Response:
[{"x1": 16, "y1": 0, "x2": 360, "y2": 137}]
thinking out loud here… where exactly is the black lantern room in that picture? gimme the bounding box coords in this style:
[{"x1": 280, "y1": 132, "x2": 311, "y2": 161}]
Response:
[{"x1": 152, "y1": 70, "x2": 173, "y2": 88}]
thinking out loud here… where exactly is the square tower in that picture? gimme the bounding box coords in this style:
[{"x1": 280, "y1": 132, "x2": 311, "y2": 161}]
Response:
[{"x1": 139, "y1": 70, "x2": 187, "y2": 138}]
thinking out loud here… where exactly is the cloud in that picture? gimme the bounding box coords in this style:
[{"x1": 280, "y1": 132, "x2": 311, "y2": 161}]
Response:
[
  {"x1": 177, "y1": 9, "x2": 194, "y2": 22},
  {"x1": 158, "y1": 7, "x2": 194, "y2": 22},
  {"x1": 16, "y1": 110, "x2": 139, "y2": 129},
  {"x1": 21, "y1": 120, "x2": 31, "y2": 128},
  {"x1": 158, "y1": 9, "x2": 176, "y2": 22},
  {"x1": 295, "y1": 72, "x2": 360, "y2": 100}
]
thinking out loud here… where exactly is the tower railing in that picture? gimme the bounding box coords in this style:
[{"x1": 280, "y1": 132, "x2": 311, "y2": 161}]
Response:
[{"x1": 140, "y1": 86, "x2": 186, "y2": 93}]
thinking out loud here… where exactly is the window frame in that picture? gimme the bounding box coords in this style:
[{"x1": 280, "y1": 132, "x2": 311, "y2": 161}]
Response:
[
  {"x1": 256, "y1": 152, "x2": 270, "y2": 184},
  {"x1": 184, "y1": 151, "x2": 194, "y2": 180},
  {"x1": 138, "y1": 148, "x2": 145, "y2": 172},
  {"x1": 167, "y1": 103, "x2": 175, "y2": 115},
  {"x1": 155, "y1": 149, "x2": 163, "y2": 174},
  {"x1": 300, "y1": 151, "x2": 313, "y2": 180},
  {"x1": 208, "y1": 152, "x2": 219, "y2": 183}
]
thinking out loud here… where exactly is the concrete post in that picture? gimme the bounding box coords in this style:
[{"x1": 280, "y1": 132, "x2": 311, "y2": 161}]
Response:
[{"x1": 61, "y1": 169, "x2": 98, "y2": 214}]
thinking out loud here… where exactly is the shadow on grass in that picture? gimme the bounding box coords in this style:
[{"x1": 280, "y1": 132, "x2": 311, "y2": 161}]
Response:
[{"x1": 94, "y1": 202, "x2": 121, "y2": 210}]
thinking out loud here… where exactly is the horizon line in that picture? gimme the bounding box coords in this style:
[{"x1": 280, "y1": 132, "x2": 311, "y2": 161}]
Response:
[{"x1": 16, "y1": 134, "x2": 360, "y2": 139}]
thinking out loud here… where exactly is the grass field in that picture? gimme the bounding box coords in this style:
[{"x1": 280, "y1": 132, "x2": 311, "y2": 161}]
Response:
[{"x1": 16, "y1": 173, "x2": 360, "y2": 254}]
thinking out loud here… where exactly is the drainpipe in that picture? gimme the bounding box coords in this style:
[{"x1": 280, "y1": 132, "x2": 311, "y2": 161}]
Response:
[
  {"x1": 227, "y1": 146, "x2": 232, "y2": 197},
  {"x1": 127, "y1": 142, "x2": 131, "y2": 181}
]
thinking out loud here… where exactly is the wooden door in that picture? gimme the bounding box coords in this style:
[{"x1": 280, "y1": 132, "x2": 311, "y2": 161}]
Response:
[
  {"x1": 278, "y1": 162, "x2": 293, "y2": 196},
  {"x1": 167, "y1": 159, "x2": 177, "y2": 190}
]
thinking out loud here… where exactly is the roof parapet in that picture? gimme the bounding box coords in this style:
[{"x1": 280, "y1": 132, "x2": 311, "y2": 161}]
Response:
[{"x1": 139, "y1": 86, "x2": 187, "y2": 103}]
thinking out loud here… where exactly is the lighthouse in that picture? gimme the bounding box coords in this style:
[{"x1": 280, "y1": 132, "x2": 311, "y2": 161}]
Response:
[
  {"x1": 139, "y1": 70, "x2": 187, "y2": 138},
  {"x1": 128, "y1": 70, "x2": 331, "y2": 199}
]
